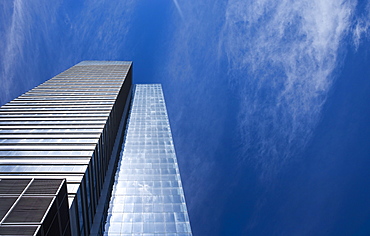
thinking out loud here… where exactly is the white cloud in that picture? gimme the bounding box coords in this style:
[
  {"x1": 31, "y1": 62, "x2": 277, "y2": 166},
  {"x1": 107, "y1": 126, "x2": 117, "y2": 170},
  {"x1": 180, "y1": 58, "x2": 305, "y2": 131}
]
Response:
[
  {"x1": 1, "y1": 0, "x2": 28, "y2": 104},
  {"x1": 172, "y1": 0, "x2": 185, "y2": 20},
  {"x1": 0, "y1": 0, "x2": 65, "y2": 105},
  {"x1": 0, "y1": 0, "x2": 136, "y2": 105},
  {"x1": 220, "y1": 0, "x2": 357, "y2": 180},
  {"x1": 352, "y1": 1, "x2": 370, "y2": 49}
]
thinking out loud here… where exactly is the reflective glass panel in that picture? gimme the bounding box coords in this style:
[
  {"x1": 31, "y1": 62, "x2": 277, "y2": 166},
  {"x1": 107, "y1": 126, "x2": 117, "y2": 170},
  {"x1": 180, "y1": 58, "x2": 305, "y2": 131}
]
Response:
[{"x1": 104, "y1": 85, "x2": 192, "y2": 235}]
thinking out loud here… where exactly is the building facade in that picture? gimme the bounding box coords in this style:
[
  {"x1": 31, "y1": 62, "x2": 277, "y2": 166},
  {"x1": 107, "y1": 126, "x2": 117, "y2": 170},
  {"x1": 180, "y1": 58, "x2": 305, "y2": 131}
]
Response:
[
  {"x1": 0, "y1": 61, "x2": 192, "y2": 236},
  {"x1": 104, "y1": 84, "x2": 192, "y2": 235}
]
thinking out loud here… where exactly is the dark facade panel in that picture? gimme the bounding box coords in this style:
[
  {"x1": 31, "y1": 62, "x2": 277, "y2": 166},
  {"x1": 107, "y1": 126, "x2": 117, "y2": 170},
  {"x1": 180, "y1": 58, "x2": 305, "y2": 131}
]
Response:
[{"x1": 0, "y1": 178, "x2": 70, "y2": 236}]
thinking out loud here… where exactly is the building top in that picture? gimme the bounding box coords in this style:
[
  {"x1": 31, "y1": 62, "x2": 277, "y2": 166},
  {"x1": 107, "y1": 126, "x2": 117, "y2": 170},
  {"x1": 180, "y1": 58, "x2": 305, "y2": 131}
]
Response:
[{"x1": 76, "y1": 61, "x2": 132, "y2": 66}]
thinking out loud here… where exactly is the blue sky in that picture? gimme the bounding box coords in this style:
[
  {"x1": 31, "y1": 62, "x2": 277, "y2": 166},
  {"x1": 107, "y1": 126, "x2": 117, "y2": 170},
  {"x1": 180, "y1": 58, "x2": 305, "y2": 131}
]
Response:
[{"x1": 1, "y1": 0, "x2": 370, "y2": 235}]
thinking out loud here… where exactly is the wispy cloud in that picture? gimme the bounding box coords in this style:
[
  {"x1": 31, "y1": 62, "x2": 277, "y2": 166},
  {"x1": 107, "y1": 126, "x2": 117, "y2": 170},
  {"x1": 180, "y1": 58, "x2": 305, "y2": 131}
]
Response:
[
  {"x1": 0, "y1": 0, "x2": 66, "y2": 105},
  {"x1": 172, "y1": 0, "x2": 184, "y2": 20},
  {"x1": 0, "y1": 0, "x2": 27, "y2": 104},
  {"x1": 352, "y1": 1, "x2": 370, "y2": 50},
  {"x1": 0, "y1": 0, "x2": 136, "y2": 105},
  {"x1": 220, "y1": 0, "x2": 357, "y2": 180}
]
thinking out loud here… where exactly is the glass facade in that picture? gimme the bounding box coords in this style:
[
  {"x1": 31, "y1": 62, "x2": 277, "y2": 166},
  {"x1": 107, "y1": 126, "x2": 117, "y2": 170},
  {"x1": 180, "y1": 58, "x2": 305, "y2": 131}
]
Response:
[{"x1": 104, "y1": 84, "x2": 192, "y2": 235}]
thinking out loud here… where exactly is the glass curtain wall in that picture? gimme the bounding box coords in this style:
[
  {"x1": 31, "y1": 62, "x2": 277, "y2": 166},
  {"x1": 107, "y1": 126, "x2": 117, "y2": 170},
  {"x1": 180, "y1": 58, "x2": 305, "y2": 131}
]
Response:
[{"x1": 104, "y1": 84, "x2": 192, "y2": 235}]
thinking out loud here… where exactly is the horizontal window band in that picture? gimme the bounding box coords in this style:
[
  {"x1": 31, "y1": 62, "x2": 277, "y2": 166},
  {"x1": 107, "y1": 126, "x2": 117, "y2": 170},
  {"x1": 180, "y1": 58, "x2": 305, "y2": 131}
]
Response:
[
  {"x1": 1, "y1": 105, "x2": 113, "y2": 109},
  {"x1": 0, "y1": 108, "x2": 112, "y2": 112},
  {"x1": 17, "y1": 95, "x2": 117, "y2": 98},
  {"x1": 30, "y1": 87, "x2": 121, "y2": 90},
  {"x1": 0, "y1": 156, "x2": 92, "y2": 160},
  {"x1": 25, "y1": 92, "x2": 118, "y2": 96},
  {"x1": 0, "y1": 139, "x2": 98, "y2": 144},
  {"x1": 0, "y1": 145, "x2": 96, "y2": 151},
  {"x1": 0, "y1": 105, "x2": 113, "y2": 112},
  {"x1": 46, "y1": 79, "x2": 122, "y2": 81},
  {"x1": 53, "y1": 73, "x2": 126, "y2": 75},
  {"x1": 13, "y1": 97, "x2": 116, "y2": 100},
  {"x1": 0, "y1": 131, "x2": 102, "y2": 135},
  {"x1": 0, "y1": 111, "x2": 111, "y2": 114},
  {"x1": 35, "y1": 85, "x2": 122, "y2": 88},
  {"x1": 12, "y1": 99, "x2": 116, "y2": 102},
  {"x1": 0, "y1": 113, "x2": 109, "y2": 117},
  {"x1": 0, "y1": 118, "x2": 107, "y2": 122},
  {"x1": 29, "y1": 88, "x2": 120, "y2": 91},
  {"x1": 0, "y1": 149, "x2": 93, "y2": 154},
  {"x1": 47, "y1": 83, "x2": 123, "y2": 86},
  {"x1": 37, "y1": 81, "x2": 123, "y2": 84},
  {"x1": 0, "y1": 175, "x2": 84, "y2": 185},
  {"x1": 24, "y1": 90, "x2": 120, "y2": 94},
  {"x1": 0, "y1": 121, "x2": 106, "y2": 125},
  {"x1": 38, "y1": 87, "x2": 119, "y2": 91},
  {"x1": 0, "y1": 143, "x2": 97, "y2": 147},
  {"x1": 43, "y1": 78, "x2": 125, "y2": 81},
  {"x1": 0, "y1": 134, "x2": 101, "y2": 139},
  {"x1": 4, "y1": 102, "x2": 114, "y2": 106},
  {"x1": 0, "y1": 165, "x2": 88, "y2": 174},
  {"x1": 26, "y1": 91, "x2": 119, "y2": 94},
  {"x1": 52, "y1": 74, "x2": 125, "y2": 76},
  {"x1": 0, "y1": 125, "x2": 104, "y2": 129},
  {"x1": 47, "y1": 80, "x2": 124, "y2": 83},
  {"x1": 0, "y1": 159, "x2": 91, "y2": 165},
  {"x1": 0, "y1": 171, "x2": 87, "y2": 175},
  {"x1": 0, "y1": 155, "x2": 92, "y2": 159},
  {"x1": 0, "y1": 121, "x2": 106, "y2": 124}
]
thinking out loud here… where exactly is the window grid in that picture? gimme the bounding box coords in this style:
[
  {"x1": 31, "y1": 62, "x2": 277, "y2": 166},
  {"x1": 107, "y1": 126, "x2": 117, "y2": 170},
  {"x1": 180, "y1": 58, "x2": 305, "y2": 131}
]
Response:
[{"x1": 104, "y1": 85, "x2": 192, "y2": 236}]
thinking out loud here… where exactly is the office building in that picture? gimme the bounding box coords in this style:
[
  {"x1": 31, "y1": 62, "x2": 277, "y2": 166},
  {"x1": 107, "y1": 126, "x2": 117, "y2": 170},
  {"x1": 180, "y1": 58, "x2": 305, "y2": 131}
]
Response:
[
  {"x1": 0, "y1": 61, "x2": 192, "y2": 236},
  {"x1": 103, "y1": 84, "x2": 192, "y2": 235}
]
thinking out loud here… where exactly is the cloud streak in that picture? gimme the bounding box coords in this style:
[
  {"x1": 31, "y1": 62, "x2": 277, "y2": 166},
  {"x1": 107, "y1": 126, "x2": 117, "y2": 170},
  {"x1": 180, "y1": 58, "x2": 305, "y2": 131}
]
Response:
[
  {"x1": 172, "y1": 0, "x2": 184, "y2": 20},
  {"x1": 352, "y1": 1, "x2": 370, "y2": 49},
  {"x1": 0, "y1": 0, "x2": 136, "y2": 105},
  {"x1": 0, "y1": 0, "x2": 66, "y2": 105},
  {"x1": 1, "y1": 0, "x2": 28, "y2": 104},
  {"x1": 220, "y1": 0, "x2": 358, "y2": 180}
]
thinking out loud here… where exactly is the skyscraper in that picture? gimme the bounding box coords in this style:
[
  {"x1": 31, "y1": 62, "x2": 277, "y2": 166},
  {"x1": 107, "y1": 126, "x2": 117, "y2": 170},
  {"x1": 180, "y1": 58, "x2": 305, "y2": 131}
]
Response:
[
  {"x1": 103, "y1": 84, "x2": 192, "y2": 235},
  {"x1": 0, "y1": 61, "x2": 192, "y2": 236}
]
